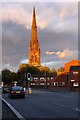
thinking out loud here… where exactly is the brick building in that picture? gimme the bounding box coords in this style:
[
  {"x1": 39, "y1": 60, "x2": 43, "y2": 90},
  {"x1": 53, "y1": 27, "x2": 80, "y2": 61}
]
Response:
[
  {"x1": 64, "y1": 59, "x2": 80, "y2": 72},
  {"x1": 30, "y1": 59, "x2": 80, "y2": 91}
]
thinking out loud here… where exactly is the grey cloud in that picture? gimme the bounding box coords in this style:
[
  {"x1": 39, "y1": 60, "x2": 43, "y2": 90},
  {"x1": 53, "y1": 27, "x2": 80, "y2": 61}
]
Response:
[
  {"x1": 2, "y1": 22, "x2": 30, "y2": 66},
  {"x1": 2, "y1": 2, "x2": 78, "y2": 71},
  {"x1": 2, "y1": 21, "x2": 78, "y2": 67}
]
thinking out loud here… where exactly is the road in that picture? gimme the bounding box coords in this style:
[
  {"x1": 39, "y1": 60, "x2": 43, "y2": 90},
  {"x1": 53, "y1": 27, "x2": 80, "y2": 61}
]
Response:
[{"x1": 2, "y1": 89, "x2": 80, "y2": 119}]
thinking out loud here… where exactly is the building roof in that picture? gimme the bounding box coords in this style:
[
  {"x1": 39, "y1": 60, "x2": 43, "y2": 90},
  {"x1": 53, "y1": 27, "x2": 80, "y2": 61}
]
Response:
[
  {"x1": 70, "y1": 66, "x2": 80, "y2": 71},
  {"x1": 65, "y1": 59, "x2": 80, "y2": 66}
]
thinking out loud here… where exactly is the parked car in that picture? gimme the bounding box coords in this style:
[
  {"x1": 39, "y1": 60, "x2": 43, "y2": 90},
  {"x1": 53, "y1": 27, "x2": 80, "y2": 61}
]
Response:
[
  {"x1": 2, "y1": 86, "x2": 10, "y2": 93},
  {"x1": 9, "y1": 86, "x2": 25, "y2": 98}
]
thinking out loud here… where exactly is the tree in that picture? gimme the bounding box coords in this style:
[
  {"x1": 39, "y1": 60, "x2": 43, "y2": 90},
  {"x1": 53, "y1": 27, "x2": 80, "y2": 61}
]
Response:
[
  {"x1": 57, "y1": 67, "x2": 65, "y2": 72},
  {"x1": 50, "y1": 68, "x2": 57, "y2": 76},
  {"x1": 2, "y1": 69, "x2": 12, "y2": 85},
  {"x1": 0, "y1": 73, "x2": 2, "y2": 82},
  {"x1": 18, "y1": 64, "x2": 41, "y2": 84},
  {"x1": 39, "y1": 66, "x2": 50, "y2": 75},
  {"x1": 2, "y1": 69, "x2": 19, "y2": 85}
]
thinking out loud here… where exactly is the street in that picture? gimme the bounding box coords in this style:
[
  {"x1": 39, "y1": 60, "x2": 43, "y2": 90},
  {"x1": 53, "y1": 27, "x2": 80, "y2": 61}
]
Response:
[{"x1": 2, "y1": 89, "x2": 80, "y2": 119}]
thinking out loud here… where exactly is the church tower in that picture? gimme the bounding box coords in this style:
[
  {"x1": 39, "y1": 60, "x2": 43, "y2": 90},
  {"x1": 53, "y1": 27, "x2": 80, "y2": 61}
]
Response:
[{"x1": 29, "y1": 6, "x2": 40, "y2": 66}]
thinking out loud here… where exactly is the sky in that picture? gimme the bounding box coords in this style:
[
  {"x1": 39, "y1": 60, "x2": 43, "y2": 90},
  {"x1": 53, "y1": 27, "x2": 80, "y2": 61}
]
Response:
[{"x1": 0, "y1": 0, "x2": 79, "y2": 72}]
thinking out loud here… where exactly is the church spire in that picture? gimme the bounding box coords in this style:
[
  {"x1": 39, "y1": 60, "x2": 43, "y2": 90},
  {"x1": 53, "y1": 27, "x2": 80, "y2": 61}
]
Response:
[
  {"x1": 32, "y1": 6, "x2": 36, "y2": 29},
  {"x1": 29, "y1": 6, "x2": 40, "y2": 66},
  {"x1": 33, "y1": 6, "x2": 35, "y2": 16}
]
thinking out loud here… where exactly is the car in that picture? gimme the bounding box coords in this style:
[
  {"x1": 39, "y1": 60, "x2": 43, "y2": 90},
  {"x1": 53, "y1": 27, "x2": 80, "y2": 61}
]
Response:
[
  {"x1": 2, "y1": 86, "x2": 10, "y2": 93},
  {"x1": 9, "y1": 86, "x2": 25, "y2": 98}
]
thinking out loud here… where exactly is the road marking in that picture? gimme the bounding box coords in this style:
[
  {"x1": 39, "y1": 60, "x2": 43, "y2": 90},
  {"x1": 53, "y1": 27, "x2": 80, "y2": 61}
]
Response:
[
  {"x1": 75, "y1": 108, "x2": 80, "y2": 112},
  {"x1": 54, "y1": 102, "x2": 80, "y2": 113},
  {"x1": 1, "y1": 98, "x2": 26, "y2": 120},
  {"x1": 54, "y1": 103, "x2": 66, "y2": 107}
]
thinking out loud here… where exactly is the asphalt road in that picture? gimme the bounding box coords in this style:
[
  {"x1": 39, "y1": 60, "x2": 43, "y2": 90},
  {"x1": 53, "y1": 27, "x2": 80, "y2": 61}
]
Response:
[{"x1": 2, "y1": 90, "x2": 80, "y2": 119}]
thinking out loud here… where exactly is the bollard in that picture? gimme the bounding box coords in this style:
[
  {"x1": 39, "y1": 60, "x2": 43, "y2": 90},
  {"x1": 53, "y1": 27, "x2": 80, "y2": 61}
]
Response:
[{"x1": 28, "y1": 87, "x2": 32, "y2": 94}]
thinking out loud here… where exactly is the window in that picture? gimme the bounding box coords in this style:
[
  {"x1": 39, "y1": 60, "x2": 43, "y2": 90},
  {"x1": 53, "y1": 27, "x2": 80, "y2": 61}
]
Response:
[
  {"x1": 34, "y1": 77, "x2": 38, "y2": 81},
  {"x1": 59, "y1": 82, "x2": 65, "y2": 86},
  {"x1": 40, "y1": 83, "x2": 44, "y2": 85},
  {"x1": 31, "y1": 83, "x2": 35, "y2": 85},
  {"x1": 73, "y1": 72, "x2": 78, "y2": 74},
  {"x1": 40, "y1": 77, "x2": 45, "y2": 81},
  {"x1": 73, "y1": 83, "x2": 79, "y2": 87},
  {"x1": 54, "y1": 82, "x2": 58, "y2": 86}
]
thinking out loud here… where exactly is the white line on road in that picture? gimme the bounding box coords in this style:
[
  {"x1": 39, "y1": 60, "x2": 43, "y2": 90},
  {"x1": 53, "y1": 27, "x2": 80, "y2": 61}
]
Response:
[
  {"x1": 1, "y1": 98, "x2": 26, "y2": 120},
  {"x1": 75, "y1": 108, "x2": 80, "y2": 112},
  {"x1": 54, "y1": 103, "x2": 67, "y2": 107},
  {"x1": 54, "y1": 102, "x2": 80, "y2": 113},
  {"x1": 53, "y1": 102, "x2": 79, "y2": 112}
]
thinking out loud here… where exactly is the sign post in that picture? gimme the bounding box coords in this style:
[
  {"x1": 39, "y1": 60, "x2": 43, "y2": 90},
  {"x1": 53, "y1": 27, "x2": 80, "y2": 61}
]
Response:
[{"x1": 27, "y1": 73, "x2": 32, "y2": 94}]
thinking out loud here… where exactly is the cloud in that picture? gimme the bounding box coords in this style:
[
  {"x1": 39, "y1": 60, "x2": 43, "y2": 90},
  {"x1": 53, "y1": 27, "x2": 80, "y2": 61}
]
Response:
[
  {"x1": 46, "y1": 49, "x2": 78, "y2": 59},
  {"x1": 1, "y1": 5, "x2": 48, "y2": 30},
  {"x1": 38, "y1": 21, "x2": 47, "y2": 29},
  {"x1": 1, "y1": 6, "x2": 31, "y2": 29},
  {"x1": 2, "y1": 63, "x2": 18, "y2": 72},
  {"x1": 1, "y1": 2, "x2": 78, "y2": 33},
  {"x1": 20, "y1": 59, "x2": 29, "y2": 64},
  {"x1": 41, "y1": 60, "x2": 66, "y2": 69},
  {"x1": 1, "y1": 2, "x2": 78, "y2": 72}
]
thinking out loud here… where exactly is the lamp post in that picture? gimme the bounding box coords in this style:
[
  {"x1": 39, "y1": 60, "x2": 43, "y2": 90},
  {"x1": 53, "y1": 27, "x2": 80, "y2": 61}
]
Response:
[
  {"x1": 44, "y1": 71, "x2": 47, "y2": 90},
  {"x1": 44, "y1": 55, "x2": 47, "y2": 90}
]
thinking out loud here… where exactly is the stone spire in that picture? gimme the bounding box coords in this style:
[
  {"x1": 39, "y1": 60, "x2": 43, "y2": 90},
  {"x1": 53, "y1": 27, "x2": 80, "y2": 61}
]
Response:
[
  {"x1": 31, "y1": 6, "x2": 38, "y2": 41},
  {"x1": 29, "y1": 6, "x2": 40, "y2": 66}
]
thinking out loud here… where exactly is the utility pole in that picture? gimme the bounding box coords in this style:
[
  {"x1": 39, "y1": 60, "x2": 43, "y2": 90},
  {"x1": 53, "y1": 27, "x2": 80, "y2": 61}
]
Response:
[{"x1": 27, "y1": 73, "x2": 31, "y2": 94}]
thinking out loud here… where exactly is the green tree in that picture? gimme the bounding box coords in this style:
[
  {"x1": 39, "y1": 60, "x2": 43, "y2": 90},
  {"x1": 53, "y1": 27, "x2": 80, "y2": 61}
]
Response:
[
  {"x1": 39, "y1": 66, "x2": 50, "y2": 75},
  {"x1": 18, "y1": 64, "x2": 40, "y2": 80},
  {"x1": 57, "y1": 67, "x2": 65, "y2": 72},
  {"x1": 2, "y1": 69, "x2": 12, "y2": 85},
  {"x1": 0, "y1": 73, "x2": 2, "y2": 82},
  {"x1": 50, "y1": 68, "x2": 57, "y2": 76}
]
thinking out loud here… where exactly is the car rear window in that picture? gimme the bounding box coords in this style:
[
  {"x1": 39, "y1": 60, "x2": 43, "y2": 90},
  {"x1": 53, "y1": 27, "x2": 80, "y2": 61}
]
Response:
[{"x1": 11, "y1": 86, "x2": 24, "y2": 91}]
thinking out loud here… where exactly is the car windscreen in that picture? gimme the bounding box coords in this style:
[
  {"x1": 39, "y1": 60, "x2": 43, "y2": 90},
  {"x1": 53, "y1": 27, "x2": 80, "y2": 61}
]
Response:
[{"x1": 11, "y1": 87, "x2": 24, "y2": 91}]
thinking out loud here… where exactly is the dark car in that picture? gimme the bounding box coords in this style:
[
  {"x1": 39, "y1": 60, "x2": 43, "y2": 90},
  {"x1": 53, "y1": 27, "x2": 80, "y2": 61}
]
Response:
[
  {"x1": 2, "y1": 86, "x2": 10, "y2": 93},
  {"x1": 9, "y1": 86, "x2": 25, "y2": 98}
]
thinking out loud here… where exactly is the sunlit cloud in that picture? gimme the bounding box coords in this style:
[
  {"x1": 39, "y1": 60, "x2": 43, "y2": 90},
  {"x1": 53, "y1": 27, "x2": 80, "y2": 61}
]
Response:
[
  {"x1": 59, "y1": 10, "x2": 66, "y2": 20},
  {"x1": 1, "y1": 6, "x2": 48, "y2": 30},
  {"x1": 38, "y1": 20, "x2": 47, "y2": 29},
  {"x1": 1, "y1": 6, "x2": 31, "y2": 29},
  {"x1": 20, "y1": 59, "x2": 29, "y2": 64},
  {"x1": 1, "y1": 2, "x2": 78, "y2": 72},
  {"x1": 1, "y1": 2, "x2": 78, "y2": 33},
  {"x1": 46, "y1": 49, "x2": 78, "y2": 59},
  {"x1": 41, "y1": 60, "x2": 65, "y2": 69}
]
